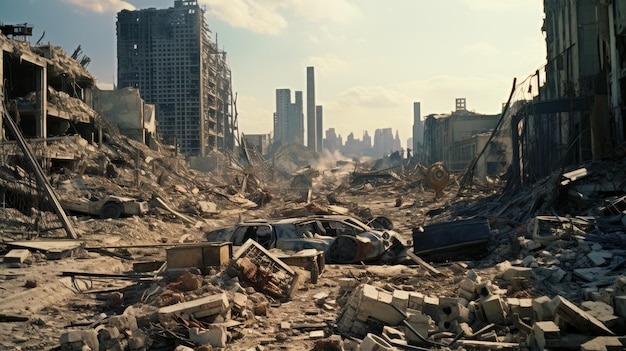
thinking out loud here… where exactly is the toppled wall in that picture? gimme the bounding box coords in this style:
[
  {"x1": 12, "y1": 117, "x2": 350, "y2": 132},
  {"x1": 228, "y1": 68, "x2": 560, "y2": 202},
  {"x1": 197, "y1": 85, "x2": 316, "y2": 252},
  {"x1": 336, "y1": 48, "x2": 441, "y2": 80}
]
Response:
[{"x1": 95, "y1": 87, "x2": 157, "y2": 144}]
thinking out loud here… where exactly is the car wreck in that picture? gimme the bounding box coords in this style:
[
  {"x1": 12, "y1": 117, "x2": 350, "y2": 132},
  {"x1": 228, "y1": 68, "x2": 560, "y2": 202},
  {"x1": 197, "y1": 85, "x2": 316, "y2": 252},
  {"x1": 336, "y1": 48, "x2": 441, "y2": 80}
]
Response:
[
  {"x1": 205, "y1": 214, "x2": 407, "y2": 264},
  {"x1": 61, "y1": 194, "x2": 150, "y2": 219}
]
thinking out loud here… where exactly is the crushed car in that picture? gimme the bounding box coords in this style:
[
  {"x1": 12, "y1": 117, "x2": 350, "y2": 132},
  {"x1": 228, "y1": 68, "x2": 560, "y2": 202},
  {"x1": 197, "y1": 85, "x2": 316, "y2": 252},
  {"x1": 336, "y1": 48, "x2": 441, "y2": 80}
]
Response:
[
  {"x1": 61, "y1": 194, "x2": 150, "y2": 219},
  {"x1": 206, "y1": 214, "x2": 407, "y2": 264}
]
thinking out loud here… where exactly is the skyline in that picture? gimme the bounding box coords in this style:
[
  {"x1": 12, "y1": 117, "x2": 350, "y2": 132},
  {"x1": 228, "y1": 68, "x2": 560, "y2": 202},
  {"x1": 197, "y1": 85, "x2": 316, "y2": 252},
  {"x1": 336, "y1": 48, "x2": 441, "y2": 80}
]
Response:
[{"x1": 1, "y1": 0, "x2": 547, "y2": 145}]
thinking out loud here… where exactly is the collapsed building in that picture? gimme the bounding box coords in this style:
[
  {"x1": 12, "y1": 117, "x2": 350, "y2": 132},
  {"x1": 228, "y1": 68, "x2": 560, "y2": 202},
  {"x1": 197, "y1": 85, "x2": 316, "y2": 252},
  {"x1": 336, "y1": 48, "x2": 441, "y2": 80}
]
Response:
[{"x1": 3, "y1": 2, "x2": 626, "y2": 351}]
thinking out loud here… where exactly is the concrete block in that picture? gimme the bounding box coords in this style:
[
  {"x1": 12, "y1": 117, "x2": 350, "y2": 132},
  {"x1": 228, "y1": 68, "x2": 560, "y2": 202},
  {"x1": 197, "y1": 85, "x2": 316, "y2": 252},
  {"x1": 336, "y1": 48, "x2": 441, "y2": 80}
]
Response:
[
  {"x1": 108, "y1": 314, "x2": 138, "y2": 332},
  {"x1": 189, "y1": 326, "x2": 227, "y2": 348},
  {"x1": 405, "y1": 311, "x2": 432, "y2": 344},
  {"x1": 458, "y1": 277, "x2": 478, "y2": 293},
  {"x1": 531, "y1": 321, "x2": 560, "y2": 350},
  {"x1": 587, "y1": 251, "x2": 607, "y2": 266},
  {"x1": 573, "y1": 267, "x2": 605, "y2": 282},
  {"x1": 580, "y1": 336, "x2": 624, "y2": 351},
  {"x1": 309, "y1": 330, "x2": 325, "y2": 339},
  {"x1": 4, "y1": 249, "x2": 30, "y2": 264},
  {"x1": 508, "y1": 298, "x2": 533, "y2": 320},
  {"x1": 438, "y1": 298, "x2": 469, "y2": 323},
  {"x1": 354, "y1": 284, "x2": 404, "y2": 326},
  {"x1": 532, "y1": 296, "x2": 553, "y2": 321},
  {"x1": 60, "y1": 329, "x2": 99, "y2": 351},
  {"x1": 550, "y1": 267, "x2": 567, "y2": 283},
  {"x1": 392, "y1": 290, "x2": 409, "y2": 311},
  {"x1": 613, "y1": 295, "x2": 626, "y2": 318},
  {"x1": 232, "y1": 292, "x2": 247, "y2": 313},
  {"x1": 407, "y1": 292, "x2": 424, "y2": 310},
  {"x1": 421, "y1": 296, "x2": 440, "y2": 322},
  {"x1": 502, "y1": 266, "x2": 533, "y2": 281},
  {"x1": 158, "y1": 293, "x2": 229, "y2": 323},
  {"x1": 97, "y1": 326, "x2": 120, "y2": 341},
  {"x1": 480, "y1": 295, "x2": 507, "y2": 325}
]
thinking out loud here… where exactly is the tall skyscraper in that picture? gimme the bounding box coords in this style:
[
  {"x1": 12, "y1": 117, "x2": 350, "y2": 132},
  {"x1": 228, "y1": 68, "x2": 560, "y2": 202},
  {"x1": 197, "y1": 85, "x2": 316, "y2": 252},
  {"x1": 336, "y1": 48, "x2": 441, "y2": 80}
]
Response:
[
  {"x1": 116, "y1": 0, "x2": 235, "y2": 156},
  {"x1": 274, "y1": 89, "x2": 304, "y2": 145},
  {"x1": 412, "y1": 102, "x2": 424, "y2": 155},
  {"x1": 306, "y1": 66, "x2": 317, "y2": 151},
  {"x1": 316, "y1": 105, "x2": 323, "y2": 152}
]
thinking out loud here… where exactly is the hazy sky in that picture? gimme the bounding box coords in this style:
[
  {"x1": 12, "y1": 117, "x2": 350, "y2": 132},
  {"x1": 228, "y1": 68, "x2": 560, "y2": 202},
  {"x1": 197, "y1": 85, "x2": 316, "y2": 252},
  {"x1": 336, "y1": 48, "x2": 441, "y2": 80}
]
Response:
[{"x1": 2, "y1": 0, "x2": 546, "y2": 145}]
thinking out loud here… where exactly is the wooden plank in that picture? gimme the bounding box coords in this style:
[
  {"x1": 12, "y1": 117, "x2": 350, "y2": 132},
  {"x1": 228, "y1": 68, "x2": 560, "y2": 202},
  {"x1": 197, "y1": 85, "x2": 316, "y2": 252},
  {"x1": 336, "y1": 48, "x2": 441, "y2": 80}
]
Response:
[{"x1": 407, "y1": 250, "x2": 445, "y2": 277}]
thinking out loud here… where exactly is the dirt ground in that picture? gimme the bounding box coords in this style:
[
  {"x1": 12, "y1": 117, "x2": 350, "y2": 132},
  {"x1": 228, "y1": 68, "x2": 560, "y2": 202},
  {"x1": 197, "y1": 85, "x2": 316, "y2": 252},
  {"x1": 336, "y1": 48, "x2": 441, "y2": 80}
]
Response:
[{"x1": 0, "y1": 177, "x2": 513, "y2": 351}]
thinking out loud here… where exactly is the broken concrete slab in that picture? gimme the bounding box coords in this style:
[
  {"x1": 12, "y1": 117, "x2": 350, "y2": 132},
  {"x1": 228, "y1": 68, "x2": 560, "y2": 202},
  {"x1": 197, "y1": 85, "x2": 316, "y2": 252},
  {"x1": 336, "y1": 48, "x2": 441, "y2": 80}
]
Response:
[
  {"x1": 189, "y1": 326, "x2": 227, "y2": 348},
  {"x1": 3, "y1": 249, "x2": 30, "y2": 264},
  {"x1": 158, "y1": 293, "x2": 229, "y2": 323},
  {"x1": 553, "y1": 295, "x2": 615, "y2": 336},
  {"x1": 7, "y1": 240, "x2": 82, "y2": 260},
  {"x1": 580, "y1": 336, "x2": 625, "y2": 351}
]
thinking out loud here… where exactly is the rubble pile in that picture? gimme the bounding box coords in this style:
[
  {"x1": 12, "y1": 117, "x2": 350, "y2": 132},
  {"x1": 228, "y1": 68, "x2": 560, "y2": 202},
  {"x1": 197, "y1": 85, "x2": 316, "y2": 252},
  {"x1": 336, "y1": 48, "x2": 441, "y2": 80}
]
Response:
[{"x1": 2, "y1": 47, "x2": 626, "y2": 348}]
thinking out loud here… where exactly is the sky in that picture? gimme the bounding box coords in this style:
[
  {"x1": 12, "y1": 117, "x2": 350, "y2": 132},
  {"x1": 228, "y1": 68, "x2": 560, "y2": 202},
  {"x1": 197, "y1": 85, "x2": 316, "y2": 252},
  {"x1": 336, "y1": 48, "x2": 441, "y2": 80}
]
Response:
[{"x1": 1, "y1": 0, "x2": 547, "y2": 146}]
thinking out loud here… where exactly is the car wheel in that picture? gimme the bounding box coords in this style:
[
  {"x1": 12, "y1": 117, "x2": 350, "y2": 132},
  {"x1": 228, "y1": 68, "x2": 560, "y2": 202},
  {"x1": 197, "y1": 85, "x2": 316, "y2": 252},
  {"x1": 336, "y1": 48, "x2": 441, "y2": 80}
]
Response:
[{"x1": 100, "y1": 202, "x2": 123, "y2": 219}]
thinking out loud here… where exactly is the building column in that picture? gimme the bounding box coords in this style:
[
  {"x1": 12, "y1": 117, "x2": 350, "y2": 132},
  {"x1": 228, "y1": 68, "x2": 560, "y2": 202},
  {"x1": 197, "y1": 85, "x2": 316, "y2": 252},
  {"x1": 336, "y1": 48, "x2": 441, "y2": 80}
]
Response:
[{"x1": 36, "y1": 64, "x2": 47, "y2": 139}]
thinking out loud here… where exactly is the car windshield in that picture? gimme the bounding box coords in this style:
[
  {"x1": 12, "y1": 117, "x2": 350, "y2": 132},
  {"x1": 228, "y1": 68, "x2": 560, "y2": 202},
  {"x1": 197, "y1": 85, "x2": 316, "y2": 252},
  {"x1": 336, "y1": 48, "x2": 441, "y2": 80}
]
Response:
[
  {"x1": 273, "y1": 223, "x2": 301, "y2": 240},
  {"x1": 318, "y1": 219, "x2": 363, "y2": 236}
]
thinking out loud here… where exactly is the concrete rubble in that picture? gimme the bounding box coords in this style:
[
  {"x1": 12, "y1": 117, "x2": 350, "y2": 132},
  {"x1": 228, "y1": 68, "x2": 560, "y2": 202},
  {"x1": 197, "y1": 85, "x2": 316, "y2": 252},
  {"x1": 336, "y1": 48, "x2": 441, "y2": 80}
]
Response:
[{"x1": 2, "y1": 31, "x2": 626, "y2": 351}]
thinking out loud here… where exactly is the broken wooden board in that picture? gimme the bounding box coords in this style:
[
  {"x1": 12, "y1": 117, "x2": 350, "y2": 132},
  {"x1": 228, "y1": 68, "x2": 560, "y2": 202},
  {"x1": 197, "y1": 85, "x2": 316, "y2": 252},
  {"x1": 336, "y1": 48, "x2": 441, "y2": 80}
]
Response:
[{"x1": 407, "y1": 250, "x2": 445, "y2": 277}]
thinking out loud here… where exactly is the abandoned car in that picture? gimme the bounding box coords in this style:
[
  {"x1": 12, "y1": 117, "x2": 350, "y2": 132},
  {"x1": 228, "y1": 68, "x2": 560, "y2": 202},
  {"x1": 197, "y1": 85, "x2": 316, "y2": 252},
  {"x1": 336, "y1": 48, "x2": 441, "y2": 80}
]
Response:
[
  {"x1": 205, "y1": 215, "x2": 406, "y2": 264},
  {"x1": 61, "y1": 195, "x2": 150, "y2": 219}
]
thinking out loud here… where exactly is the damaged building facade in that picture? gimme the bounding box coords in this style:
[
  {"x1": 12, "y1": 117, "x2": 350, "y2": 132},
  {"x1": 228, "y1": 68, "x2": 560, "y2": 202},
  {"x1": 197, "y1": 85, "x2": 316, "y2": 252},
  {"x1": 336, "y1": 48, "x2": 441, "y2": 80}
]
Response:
[
  {"x1": 116, "y1": 0, "x2": 237, "y2": 157},
  {"x1": 510, "y1": 0, "x2": 626, "y2": 185},
  {"x1": 0, "y1": 30, "x2": 98, "y2": 156},
  {"x1": 423, "y1": 99, "x2": 508, "y2": 177}
]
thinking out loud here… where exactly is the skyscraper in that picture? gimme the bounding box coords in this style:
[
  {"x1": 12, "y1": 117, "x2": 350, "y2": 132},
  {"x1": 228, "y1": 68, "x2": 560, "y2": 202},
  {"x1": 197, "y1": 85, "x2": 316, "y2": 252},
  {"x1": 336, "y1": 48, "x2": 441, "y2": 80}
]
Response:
[
  {"x1": 274, "y1": 89, "x2": 304, "y2": 145},
  {"x1": 306, "y1": 66, "x2": 316, "y2": 151},
  {"x1": 116, "y1": 0, "x2": 235, "y2": 156},
  {"x1": 316, "y1": 105, "x2": 323, "y2": 152},
  {"x1": 412, "y1": 102, "x2": 424, "y2": 156}
]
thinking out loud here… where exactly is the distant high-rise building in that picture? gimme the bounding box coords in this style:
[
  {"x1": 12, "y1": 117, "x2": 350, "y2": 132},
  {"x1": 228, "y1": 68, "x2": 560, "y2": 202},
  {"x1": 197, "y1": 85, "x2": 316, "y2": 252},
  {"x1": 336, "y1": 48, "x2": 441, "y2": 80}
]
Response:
[
  {"x1": 116, "y1": 0, "x2": 235, "y2": 156},
  {"x1": 373, "y1": 128, "x2": 396, "y2": 155},
  {"x1": 274, "y1": 89, "x2": 304, "y2": 145},
  {"x1": 362, "y1": 131, "x2": 372, "y2": 148},
  {"x1": 412, "y1": 102, "x2": 424, "y2": 159},
  {"x1": 306, "y1": 66, "x2": 317, "y2": 151},
  {"x1": 316, "y1": 105, "x2": 323, "y2": 152},
  {"x1": 324, "y1": 128, "x2": 342, "y2": 152}
]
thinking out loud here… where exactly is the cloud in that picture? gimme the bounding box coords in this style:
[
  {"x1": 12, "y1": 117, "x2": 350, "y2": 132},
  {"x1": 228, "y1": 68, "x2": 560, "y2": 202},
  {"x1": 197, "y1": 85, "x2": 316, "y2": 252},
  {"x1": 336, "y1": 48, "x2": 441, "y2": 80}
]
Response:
[
  {"x1": 202, "y1": 0, "x2": 287, "y2": 35},
  {"x1": 305, "y1": 53, "x2": 349, "y2": 77},
  {"x1": 459, "y1": 0, "x2": 525, "y2": 12},
  {"x1": 63, "y1": 0, "x2": 135, "y2": 13},
  {"x1": 461, "y1": 42, "x2": 500, "y2": 57},
  {"x1": 328, "y1": 85, "x2": 409, "y2": 111},
  {"x1": 399, "y1": 75, "x2": 512, "y2": 114},
  {"x1": 290, "y1": 0, "x2": 361, "y2": 24},
  {"x1": 201, "y1": 0, "x2": 360, "y2": 35}
]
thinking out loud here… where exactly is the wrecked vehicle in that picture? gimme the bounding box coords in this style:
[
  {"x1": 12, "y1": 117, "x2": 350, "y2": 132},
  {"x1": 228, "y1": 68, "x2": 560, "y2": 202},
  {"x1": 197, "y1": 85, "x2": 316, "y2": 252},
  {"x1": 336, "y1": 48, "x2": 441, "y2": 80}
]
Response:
[
  {"x1": 61, "y1": 195, "x2": 150, "y2": 219},
  {"x1": 412, "y1": 217, "x2": 491, "y2": 261},
  {"x1": 206, "y1": 215, "x2": 406, "y2": 264}
]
